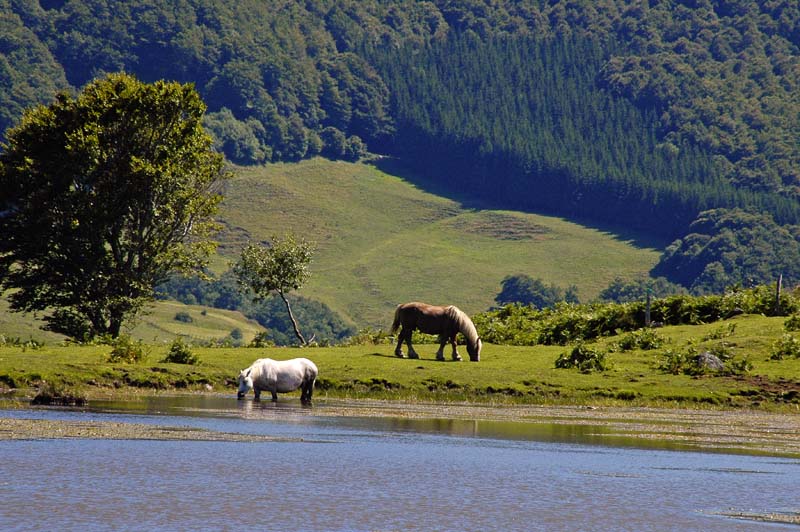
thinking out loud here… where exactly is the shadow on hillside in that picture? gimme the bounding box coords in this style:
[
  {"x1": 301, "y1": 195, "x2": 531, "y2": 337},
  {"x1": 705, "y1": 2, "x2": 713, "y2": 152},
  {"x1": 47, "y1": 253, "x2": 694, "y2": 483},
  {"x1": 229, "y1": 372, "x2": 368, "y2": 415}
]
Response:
[{"x1": 370, "y1": 156, "x2": 671, "y2": 252}]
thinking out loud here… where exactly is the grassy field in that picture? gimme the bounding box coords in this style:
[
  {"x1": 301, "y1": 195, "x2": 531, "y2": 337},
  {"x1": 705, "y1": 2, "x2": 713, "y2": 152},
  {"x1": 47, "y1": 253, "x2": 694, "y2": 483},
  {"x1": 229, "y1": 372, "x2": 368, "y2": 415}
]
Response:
[
  {"x1": 218, "y1": 158, "x2": 665, "y2": 328},
  {"x1": 0, "y1": 298, "x2": 265, "y2": 346},
  {"x1": 2, "y1": 314, "x2": 799, "y2": 411}
]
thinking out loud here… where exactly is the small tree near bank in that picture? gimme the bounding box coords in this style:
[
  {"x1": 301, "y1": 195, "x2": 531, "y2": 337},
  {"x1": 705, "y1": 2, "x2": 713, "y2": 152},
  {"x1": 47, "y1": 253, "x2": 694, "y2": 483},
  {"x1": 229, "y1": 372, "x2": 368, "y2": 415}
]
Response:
[
  {"x1": 233, "y1": 235, "x2": 314, "y2": 345},
  {"x1": 0, "y1": 73, "x2": 228, "y2": 339}
]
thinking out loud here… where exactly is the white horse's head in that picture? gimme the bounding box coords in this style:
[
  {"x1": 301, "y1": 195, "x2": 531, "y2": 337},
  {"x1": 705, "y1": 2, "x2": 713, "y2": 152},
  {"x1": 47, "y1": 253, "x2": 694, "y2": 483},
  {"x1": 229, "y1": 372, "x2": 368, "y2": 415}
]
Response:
[{"x1": 237, "y1": 368, "x2": 253, "y2": 399}]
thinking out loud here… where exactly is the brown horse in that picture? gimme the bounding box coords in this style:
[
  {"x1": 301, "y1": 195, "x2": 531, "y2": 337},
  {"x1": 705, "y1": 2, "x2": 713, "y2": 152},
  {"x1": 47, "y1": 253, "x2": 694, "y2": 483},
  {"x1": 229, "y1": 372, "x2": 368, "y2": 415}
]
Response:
[{"x1": 391, "y1": 302, "x2": 482, "y2": 362}]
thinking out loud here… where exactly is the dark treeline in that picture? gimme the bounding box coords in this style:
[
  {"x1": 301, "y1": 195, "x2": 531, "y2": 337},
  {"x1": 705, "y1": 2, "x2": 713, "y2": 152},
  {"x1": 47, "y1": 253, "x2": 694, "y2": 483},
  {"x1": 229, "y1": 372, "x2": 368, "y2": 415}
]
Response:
[
  {"x1": 4, "y1": 0, "x2": 800, "y2": 289},
  {"x1": 371, "y1": 32, "x2": 800, "y2": 237}
]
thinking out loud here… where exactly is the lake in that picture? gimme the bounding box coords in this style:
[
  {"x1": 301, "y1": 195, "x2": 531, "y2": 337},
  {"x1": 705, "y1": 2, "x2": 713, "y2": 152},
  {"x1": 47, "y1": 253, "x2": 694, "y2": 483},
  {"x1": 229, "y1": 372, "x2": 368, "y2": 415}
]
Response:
[{"x1": 1, "y1": 396, "x2": 798, "y2": 531}]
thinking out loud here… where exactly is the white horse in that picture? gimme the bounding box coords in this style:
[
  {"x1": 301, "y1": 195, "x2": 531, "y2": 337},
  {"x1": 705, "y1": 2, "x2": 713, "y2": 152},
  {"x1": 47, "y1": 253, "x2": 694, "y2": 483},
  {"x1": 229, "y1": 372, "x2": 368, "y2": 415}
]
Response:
[{"x1": 237, "y1": 358, "x2": 318, "y2": 404}]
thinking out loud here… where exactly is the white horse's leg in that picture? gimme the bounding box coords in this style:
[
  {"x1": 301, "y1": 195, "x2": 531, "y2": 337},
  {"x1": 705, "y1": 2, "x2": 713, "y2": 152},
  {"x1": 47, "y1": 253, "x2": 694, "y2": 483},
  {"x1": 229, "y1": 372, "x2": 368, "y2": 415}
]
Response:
[
  {"x1": 254, "y1": 389, "x2": 261, "y2": 401},
  {"x1": 271, "y1": 391, "x2": 278, "y2": 402}
]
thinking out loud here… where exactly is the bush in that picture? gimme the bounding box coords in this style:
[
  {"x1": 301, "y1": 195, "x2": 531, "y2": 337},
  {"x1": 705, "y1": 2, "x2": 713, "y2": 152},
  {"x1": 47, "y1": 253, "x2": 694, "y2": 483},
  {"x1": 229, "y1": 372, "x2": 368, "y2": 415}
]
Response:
[
  {"x1": 249, "y1": 332, "x2": 275, "y2": 348},
  {"x1": 107, "y1": 335, "x2": 148, "y2": 363},
  {"x1": 343, "y1": 328, "x2": 393, "y2": 346},
  {"x1": 555, "y1": 342, "x2": 610, "y2": 373},
  {"x1": 174, "y1": 311, "x2": 193, "y2": 323},
  {"x1": 784, "y1": 314, "x2": 800, "y2": 332},
  {"x1": 770, "y1": 334, "x2": 800, "y2": 360},
  {"x1": 615, "y1": 328, "x2": 665, "y2": 351},
  {"x1": 474, "y1": 284, "x2": 800, "y2": 347},
  {"x1": 31, "y1": 380, "x2": 87, "y2": 406},
  {"x1": 659, "y1": 345, "x2": 751, "y2": 376},
  {"x1": 162, "y1": 337, "x2": 199, "y2": 365}
]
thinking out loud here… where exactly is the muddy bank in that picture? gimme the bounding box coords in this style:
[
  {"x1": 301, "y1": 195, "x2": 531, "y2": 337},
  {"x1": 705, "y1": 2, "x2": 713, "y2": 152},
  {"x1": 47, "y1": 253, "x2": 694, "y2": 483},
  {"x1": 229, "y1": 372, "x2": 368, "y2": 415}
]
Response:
[
  {"x1": 308, "y1": 400, "x2": 800, "y2": 457},
  {"x1": 0, "y1": 417, "x2": 302, "y2": 442}
]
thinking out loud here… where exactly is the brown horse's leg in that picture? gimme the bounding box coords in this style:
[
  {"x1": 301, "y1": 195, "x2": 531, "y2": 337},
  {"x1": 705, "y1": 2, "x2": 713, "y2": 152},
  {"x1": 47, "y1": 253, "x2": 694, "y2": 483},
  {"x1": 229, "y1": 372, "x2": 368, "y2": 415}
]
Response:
[
  {"x1": 436, "y1": 335, "x2": 446, "y2": 361},
  {"x1": 395, "y1": 329, "x2": 405, "y2": 358},
  {"x1": 405, "y1": 329, "x2": 419, "y2": 359},
  {"x1": 450, "y1": 334, "x2": 462, "y2": 361}
]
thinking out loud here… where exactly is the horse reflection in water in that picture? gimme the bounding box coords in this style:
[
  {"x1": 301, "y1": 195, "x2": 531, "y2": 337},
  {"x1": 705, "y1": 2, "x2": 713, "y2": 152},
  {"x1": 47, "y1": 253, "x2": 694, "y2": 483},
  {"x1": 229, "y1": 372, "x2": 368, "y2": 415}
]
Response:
[
  {"x1": 237, "y1": 358, "x2": 318, "y2": 404},
  {"x1": 391, "y1": 302, "x2": 482, "y2": 362}
]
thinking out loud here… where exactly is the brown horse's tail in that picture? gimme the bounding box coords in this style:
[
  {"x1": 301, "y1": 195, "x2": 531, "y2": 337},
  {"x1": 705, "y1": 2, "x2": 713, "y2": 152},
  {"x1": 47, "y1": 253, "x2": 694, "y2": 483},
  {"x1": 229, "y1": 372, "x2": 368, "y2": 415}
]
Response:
[{"x1": 391, "y1": 304, "x2": 403, "y2": 333}]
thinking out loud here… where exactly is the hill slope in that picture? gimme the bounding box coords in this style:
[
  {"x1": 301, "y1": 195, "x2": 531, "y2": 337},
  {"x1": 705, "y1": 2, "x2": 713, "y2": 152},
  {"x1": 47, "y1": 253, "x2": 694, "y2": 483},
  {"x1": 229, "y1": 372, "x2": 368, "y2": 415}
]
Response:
[{"x1": 216, "y1": 158, "x2": 663, "y2": 328}]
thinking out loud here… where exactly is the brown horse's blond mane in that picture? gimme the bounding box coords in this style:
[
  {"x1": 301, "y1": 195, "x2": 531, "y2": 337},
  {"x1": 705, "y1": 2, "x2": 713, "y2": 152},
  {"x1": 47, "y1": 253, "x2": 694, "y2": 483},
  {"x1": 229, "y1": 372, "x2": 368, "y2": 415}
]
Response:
[{"x1": 445, "y1": 305, "x2": 480, "y2": 348}]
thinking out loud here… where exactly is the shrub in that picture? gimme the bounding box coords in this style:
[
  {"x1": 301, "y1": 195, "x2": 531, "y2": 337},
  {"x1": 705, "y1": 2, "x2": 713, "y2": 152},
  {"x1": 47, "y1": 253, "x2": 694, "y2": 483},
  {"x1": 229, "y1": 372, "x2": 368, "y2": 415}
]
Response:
[
  {"x1": 659, "y1": 345, "x2": 751, "y2": 376},
  {"x1": 702, "y1": 323, "x2": 736, "y2": 341},
  {"x1": 107, "y1": 334, "x2": 148, "y2": 363},
  {"x1": 174, "y1": 311, "x2": 193, "y2": 323},
  {"x1": 770, "y1": 334, "x2": 800, "y2": 360},
  {"x1": 658, "y1": 348, "x2": 692, "y2": 375},
  {"x1": 784, "y1": 314, "x2": 800, "y2": 332},
  {"x1": 162, "y1": 337, "x2": 199, "y2": 365},
  {"x1": 615, "y1": 328, "x2": 665, "y2": 351},
  {"x1": 555, "y1": 342, "x2": 610, "y2": 373},
  {"x1": 343, "y1": 328, "x2": 393, "y2": 346},
  {"x1": 249, "y1": 331, "x2": 275, "y2": 348},
  {"x1": 31, "y1": 380, "x2": 87, "y2": 406}
]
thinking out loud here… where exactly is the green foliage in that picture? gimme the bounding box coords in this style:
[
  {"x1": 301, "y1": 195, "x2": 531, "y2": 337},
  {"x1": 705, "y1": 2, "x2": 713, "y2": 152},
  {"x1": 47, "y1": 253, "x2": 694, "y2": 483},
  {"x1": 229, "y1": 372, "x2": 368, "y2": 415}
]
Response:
[
  {"x1": 107, "y1": 334, "x2": 148, "y2": 364},
  {"x1": 174, "y1": 312, "x2": 193, "y2": 324},
  {"x1": 341, "y1": 328, "x2": 393, "y2": 346},
  {"x1": 31, "y1": 380, "x2": 87, "y2": 406},
  {"x1": 615, "y1": 328, "x2": 665, "y2": 352},
  {"x1": 157, "y1": 271, "x2": 354, "y2": 346},
  {"x1": 234, "y1": 235, "x2": 316, "y2": 345},
  {"x1": 373, "y1": 30, "x2": 800, "y2": 237},
  {"x1": 162, "y1": 337, "x2": 199, "y2": 365},
  {"x1": 475, "y1": 284, "x2": 799, "y2": 346},
  {"x1": 784, "y1": 314, "x2": 800, "y2": 332},
  {"x1": 234, "y1": 236, "x2": 315, "y2": 300},
  {"x1": 495, "y1": 274, "x2": 578, "y2": 308},
  {"x1": 0, "y1": 73, "x2": 227, "y2": 339},
  {"x1": 659, "y1": 348, "x2": 693, "y2": 376},
  {"x1": 4, "y1": 0, "x2": 800, "y2": 244},
  {"x1": 248, "y1": 332, "x2": 275, "y2": 348},
  {"x1": 555, "y1": 342, "x2": 610, "y2": 373},
  {"x1": 599, "y1": 276, "x2": 686, "y2": 303},
  {"x1": 770, "y1": 334, "x2": 800, "y2": 361},
  {"x1": 654, "y1": 209, "x2": 800, "y2": 292},
  {"x1": 702, "y1": 323, "x2": 737, "y2": 341},
  {"x1": 659, "y1": 344, "x2": 751, "y2": 377}
]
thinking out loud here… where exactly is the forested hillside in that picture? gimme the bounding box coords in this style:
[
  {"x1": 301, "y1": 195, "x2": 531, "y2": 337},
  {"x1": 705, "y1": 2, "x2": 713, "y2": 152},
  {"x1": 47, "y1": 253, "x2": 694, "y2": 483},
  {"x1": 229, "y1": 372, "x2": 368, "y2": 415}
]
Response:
[{"x1": 2, "y1": 0, "x2": 800, "y2": 291}]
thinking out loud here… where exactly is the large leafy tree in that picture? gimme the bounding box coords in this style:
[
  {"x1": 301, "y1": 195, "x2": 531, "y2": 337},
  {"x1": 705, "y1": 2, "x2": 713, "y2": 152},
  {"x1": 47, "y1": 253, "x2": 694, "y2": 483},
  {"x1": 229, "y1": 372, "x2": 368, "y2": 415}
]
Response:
[{"x1": 0, "y1": 73, "x2": 227, "y2": 339}]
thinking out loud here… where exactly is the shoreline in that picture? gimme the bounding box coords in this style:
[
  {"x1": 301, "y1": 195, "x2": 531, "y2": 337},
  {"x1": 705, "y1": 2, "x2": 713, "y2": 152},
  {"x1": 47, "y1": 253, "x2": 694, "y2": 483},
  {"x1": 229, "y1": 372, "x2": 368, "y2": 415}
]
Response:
[{"x1": 2, "y1": 395, "x2": 800, "y2": 458}]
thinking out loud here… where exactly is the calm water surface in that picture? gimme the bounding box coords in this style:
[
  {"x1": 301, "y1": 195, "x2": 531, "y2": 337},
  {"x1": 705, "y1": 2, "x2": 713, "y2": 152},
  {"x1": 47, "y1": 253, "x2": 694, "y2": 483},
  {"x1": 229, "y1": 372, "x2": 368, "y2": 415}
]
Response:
[{"x1": 1, "y1": 396, "x2": 798, "y2": 531}]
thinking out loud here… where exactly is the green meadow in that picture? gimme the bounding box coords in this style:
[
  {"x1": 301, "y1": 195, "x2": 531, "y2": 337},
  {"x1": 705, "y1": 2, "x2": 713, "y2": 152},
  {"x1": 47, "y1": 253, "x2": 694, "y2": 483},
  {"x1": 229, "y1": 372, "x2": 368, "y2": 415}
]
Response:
[
  {"x1": 218, "y1": 158, "x2": 665, "y2": 328},
  {"x1": 2, "y1": 314, "x2": 798, "y2": 411}
]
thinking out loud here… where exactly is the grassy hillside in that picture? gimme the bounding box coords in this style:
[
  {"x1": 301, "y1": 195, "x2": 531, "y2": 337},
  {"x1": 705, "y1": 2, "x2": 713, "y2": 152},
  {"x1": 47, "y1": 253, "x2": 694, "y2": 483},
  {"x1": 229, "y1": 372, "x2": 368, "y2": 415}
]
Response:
[
  {"x1": 0, "y1": 297, "x2": 263, "y2": 346},
  {"x1": 0, "y1": 157, "x2": 662, "y2": 339},
  {"x1": 218, "y1": 158, "x2": 664, "y2": 328},
  {"x1": 124, "y1": 301, "x2": 264, "y2": 345}
]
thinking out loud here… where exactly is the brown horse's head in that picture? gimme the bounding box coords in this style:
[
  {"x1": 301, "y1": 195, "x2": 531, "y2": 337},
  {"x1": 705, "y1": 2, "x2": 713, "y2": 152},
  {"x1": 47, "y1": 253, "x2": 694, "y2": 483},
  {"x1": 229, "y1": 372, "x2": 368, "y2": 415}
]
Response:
[{"x1": 467, "y1": 337, "x2": 482, "y2": 362}]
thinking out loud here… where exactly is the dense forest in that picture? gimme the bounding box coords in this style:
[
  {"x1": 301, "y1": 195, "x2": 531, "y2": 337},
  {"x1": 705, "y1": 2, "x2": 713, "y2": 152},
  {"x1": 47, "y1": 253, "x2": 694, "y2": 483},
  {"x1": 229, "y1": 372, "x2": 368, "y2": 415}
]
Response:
[{"x1": 3, "y1": 0, "x2": 800, "y2": 297}]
